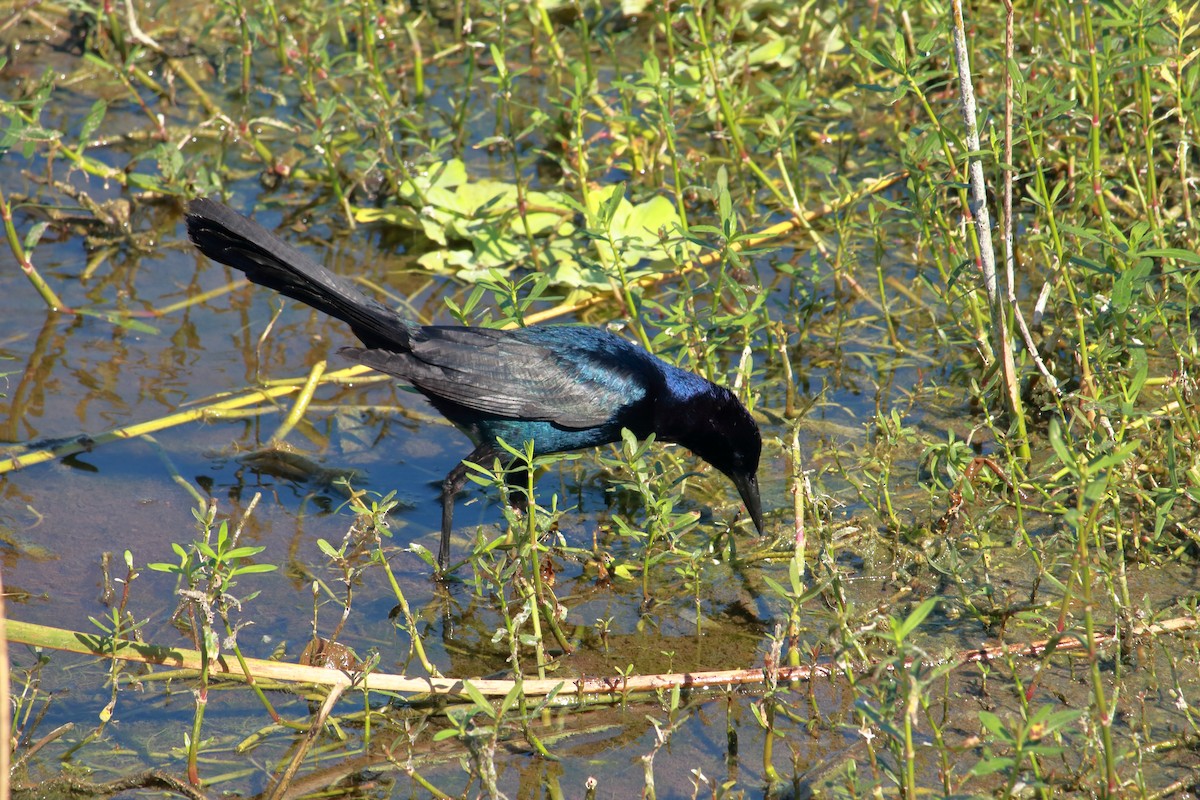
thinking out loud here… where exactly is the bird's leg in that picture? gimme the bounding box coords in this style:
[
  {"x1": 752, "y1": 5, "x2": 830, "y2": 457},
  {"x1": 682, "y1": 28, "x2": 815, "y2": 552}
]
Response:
[
  {"x1": 505, "y1": 464, "x2": 530, "y2": 516},
  {"x1": 439, "y1": 443, "x2": 499, "y2": 571}
]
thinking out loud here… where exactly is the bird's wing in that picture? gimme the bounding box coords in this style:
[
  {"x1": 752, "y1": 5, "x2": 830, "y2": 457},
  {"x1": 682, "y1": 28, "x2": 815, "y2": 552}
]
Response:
[{"x1": 341, "y1": 327, "x2": 649, "y2": 428}]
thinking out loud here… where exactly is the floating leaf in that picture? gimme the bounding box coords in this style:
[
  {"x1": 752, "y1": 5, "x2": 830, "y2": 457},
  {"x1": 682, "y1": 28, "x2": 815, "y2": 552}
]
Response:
[
  {"x1": 356, "y1": 162, "x2": 688, "y2": 287},
  {"x1": 589, "y1": 185, "x2": 691, "y2": 269}
]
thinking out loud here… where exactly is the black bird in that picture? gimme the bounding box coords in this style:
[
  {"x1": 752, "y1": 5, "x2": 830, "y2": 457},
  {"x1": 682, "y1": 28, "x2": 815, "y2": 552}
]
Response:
[{"x1": 185, "y1": 198, "x2": 764, "y2": 569}]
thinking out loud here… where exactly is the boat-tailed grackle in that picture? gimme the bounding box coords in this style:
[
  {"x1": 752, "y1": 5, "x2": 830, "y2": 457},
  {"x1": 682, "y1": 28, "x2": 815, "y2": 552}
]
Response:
[{"x1": 185, "y1": 198, "x2": 764, "y2": 570}]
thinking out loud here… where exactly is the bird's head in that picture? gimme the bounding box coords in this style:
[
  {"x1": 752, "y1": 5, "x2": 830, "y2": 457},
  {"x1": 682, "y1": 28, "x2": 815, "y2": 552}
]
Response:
[{"x1": 663, "y1": 382, "x2": 764, "y2": 535}]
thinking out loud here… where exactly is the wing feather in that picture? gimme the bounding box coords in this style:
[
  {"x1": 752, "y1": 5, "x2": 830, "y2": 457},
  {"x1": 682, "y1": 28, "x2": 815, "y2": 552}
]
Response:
[{"x1": 341, "y1": 326, "x2": 652, "y2": 429}]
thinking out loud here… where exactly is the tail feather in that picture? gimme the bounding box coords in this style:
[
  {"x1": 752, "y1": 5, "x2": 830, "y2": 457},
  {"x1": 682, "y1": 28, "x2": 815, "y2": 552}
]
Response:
[{"x1": 185, "y1": 198, "x2": 412, "y2": 351}]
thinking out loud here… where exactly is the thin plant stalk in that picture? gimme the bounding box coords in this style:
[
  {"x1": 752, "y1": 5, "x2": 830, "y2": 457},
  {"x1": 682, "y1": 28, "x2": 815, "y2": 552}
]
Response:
[
  {"x1": 1081, "y1": 3, "x2": 1114, "y2": 234},
  {"x1": 0, "y1": 567, "x2": 10, "y2": 800},
  {"x1": 268, "y1": 360, "x2": 326, "y2": 445},
  {"x1": 687, "y1": 4, "x2": 792, "y2": 212},
  {"x1": 523, "y1": 467, "x2": 549, "y2": 682},
  {"x1": 374, "y1": 543, "x2": 441, "y2": 678},
  {"x1": 0, "y1": 183, "x2": 67, "y2": 312}
]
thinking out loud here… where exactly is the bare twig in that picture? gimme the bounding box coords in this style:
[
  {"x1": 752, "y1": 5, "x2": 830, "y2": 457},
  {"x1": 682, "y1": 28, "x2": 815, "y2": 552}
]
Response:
[
  {"x1": 266, "y1": 684, "x2": 347, "y2": 800},
  {"x1": 950, "y1": 0, "x2": 1029, "y2": 459}
]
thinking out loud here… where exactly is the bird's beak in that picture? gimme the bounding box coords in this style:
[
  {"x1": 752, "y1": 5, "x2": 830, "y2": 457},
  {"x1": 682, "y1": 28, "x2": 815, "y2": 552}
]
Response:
[{"x1": 732, "y1": 471, "x2": 764, "y2": 534}]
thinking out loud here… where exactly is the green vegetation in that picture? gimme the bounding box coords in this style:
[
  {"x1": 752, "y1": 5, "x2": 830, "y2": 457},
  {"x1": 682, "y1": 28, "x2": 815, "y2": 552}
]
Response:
[{"x1": 2, "y1": 0, "x2": 1199, "y2": 797}]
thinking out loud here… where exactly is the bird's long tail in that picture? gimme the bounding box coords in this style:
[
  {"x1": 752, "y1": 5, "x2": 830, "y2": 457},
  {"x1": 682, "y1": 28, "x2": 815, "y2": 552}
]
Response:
[{"x1": 185, "y1": 197, "x2": 413, "y2": 350}]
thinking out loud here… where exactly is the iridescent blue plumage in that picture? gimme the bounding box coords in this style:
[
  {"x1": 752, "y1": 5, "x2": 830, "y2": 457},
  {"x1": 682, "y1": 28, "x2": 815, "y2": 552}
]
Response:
[{"x1": 186, "y1": 198, "x2": 763, "y2": 571}]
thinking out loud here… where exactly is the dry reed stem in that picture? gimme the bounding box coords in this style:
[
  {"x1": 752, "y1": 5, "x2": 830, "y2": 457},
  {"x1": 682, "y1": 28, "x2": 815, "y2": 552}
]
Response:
[
  {"x1": 7, "y1": 614, "x2": 1196, "y2": 702},
  {"x1": 0, "y1": 364, "x2": 383, "y2": 475}
]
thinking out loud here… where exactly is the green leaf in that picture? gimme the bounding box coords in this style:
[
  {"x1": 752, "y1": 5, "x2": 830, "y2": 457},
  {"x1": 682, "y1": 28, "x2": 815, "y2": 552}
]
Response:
[
  {"x1": 597, "y1": 182, "x2": 625, "y2": 229},
  {"x1": 1088, "y1": 441, "x2": 1139, "y2": 473},
  {"x1": 1125, "y1": 347, "x2": 1148, "y2": 407},
  {"x1": 1033, "y1": 706, "x2": 1084, "y2": 734},
  {"x1": 234, "y1": 563, "x2": 277, "y2": 574},
  {"x1": 1109, "y1": 257, "x2": 1153, "y2": 313},
  {"x1": 1139, "y1": 247, "x2": 1200, "y2": 264},
  {"x1": 977, "y1": 710, "x2": 1008, "y2": 737},
  {"x1": 1048, "y1": 418, "x2": 1077, "y2": 474},
  {"x1": 715, "y1": 166, "x2": 734, "y2": 238},
  {"x1": 417, "y1": 249, "x2": 471, "y2": 273},
  {"x1": 127, "y1": 172, "x2": 166, "y2": 193},
  {"x1": 498, "y1": 683, "x2": 522, "y2": 718},
  {"x1": 23, "y1": 221, "x2": 49, "y2": 252},
  {"x1": 461, "y1": 679, "x2": 493, "y2": 716},
  {"x1": 746, "y1": 37, "x2": 788, "y2": 67},
  {"x1": 223, "y1": 545, "x2": 266, "y2": 560},
  {"x1": 893, "y1": 597, "x2": 937, "y2": 640},
  {"x1": 396, "y1": 159, "x2": 468, "y2": 198},
  {"x1": 789, "y1": 556, "x2": 805, "y2": 596},
  {"x1": 760, "y1": 575, "x2": 788, "y2": 598},
  {"x1": 969, "y1": 756, "x2": 1016, "y2": 776}
]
